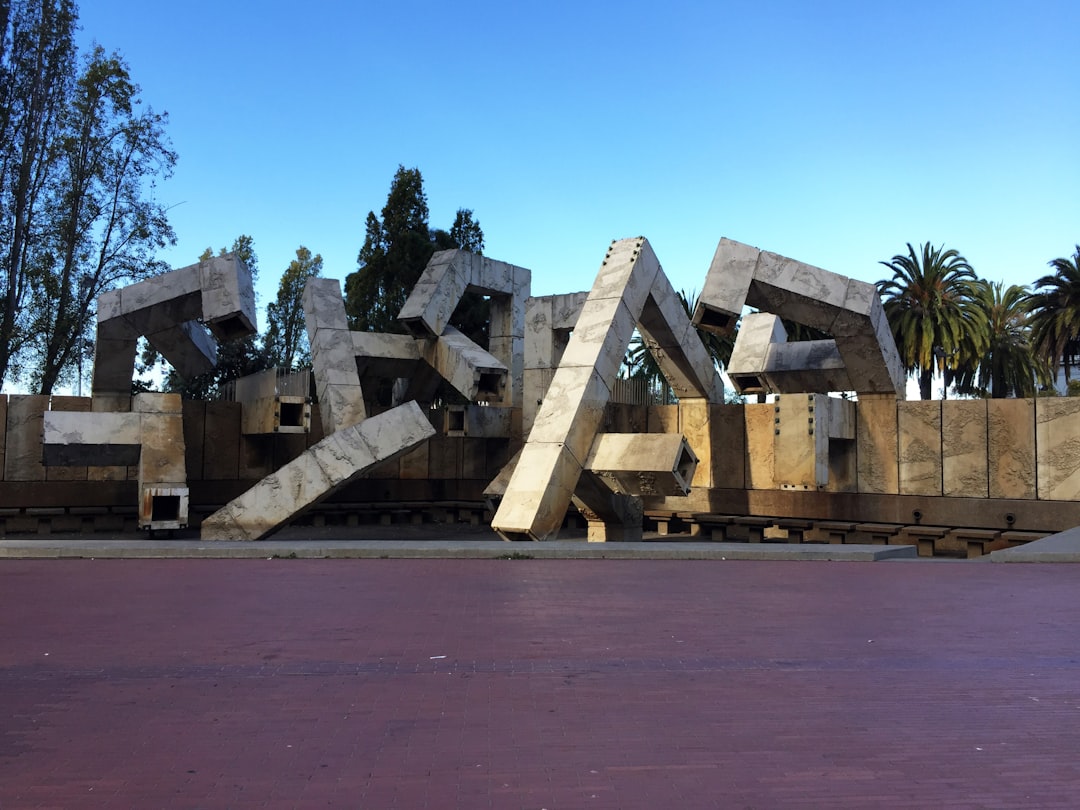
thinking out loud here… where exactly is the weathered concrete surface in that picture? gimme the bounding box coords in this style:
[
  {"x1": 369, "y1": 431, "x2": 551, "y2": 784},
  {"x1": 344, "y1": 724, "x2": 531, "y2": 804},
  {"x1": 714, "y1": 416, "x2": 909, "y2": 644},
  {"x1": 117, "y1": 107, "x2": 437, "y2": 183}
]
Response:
[
  {"x1": 991, "y1": 526, "x2": 1080, "y2": 562},
  {"x1": 898, "y1": 401, "x2": 942, "y2": 496},
  {"x1": 200, "y1": 401, "x2": 436, "y2": 541},
  {"x1": 1035, "y1": 397, "x2": 1080, "y2": 501},
  {"x1": 988, "y1": 398, "x2": 1036, "y2": 499},
  {"x1": 584, "y1": 433, "x2": 698, "y2": 497},
  {"x1": 943, "y1": 400, "x2": 988, "y2": 498}
]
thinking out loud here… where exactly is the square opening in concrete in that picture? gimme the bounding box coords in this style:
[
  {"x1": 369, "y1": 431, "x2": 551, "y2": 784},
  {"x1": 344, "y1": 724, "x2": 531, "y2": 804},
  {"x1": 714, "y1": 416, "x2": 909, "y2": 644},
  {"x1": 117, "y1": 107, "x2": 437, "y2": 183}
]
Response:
[
  {"x1": 446, "y1": 408, "x2": 466, "y2": 433},
  {"x1": 279, "y1": 401, "x2": 306, "y2": 428},
  {"x1": 151, "y1": 495, "x2": 181, "y2": 522},
  {"x1": 731, "y1": 374, "x2": 766, "y2": 394},
  {"x1": 477, "y1": 371, "x2": 504, "y2": 398},
  {"x1": 695, "y1": 307, "x2": 736, "y2": 334}
]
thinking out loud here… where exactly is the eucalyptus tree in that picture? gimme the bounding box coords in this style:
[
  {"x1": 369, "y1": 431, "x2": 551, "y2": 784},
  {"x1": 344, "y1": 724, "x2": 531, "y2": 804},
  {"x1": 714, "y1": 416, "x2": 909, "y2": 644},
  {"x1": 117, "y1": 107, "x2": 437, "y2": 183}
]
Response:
[{"x1": 877, "y1": 242, "x2": 987, "y2": 400}]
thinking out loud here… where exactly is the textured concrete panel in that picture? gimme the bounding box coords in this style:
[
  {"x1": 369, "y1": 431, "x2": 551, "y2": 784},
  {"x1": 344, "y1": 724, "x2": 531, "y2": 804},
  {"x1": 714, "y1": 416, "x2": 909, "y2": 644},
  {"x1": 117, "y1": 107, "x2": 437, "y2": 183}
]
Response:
[
  {"x1": 748, "y1": 249, "x2": 850, "y2": 332},
  {"x1": 199, "y1": 255, "x2": 257, "y2": 340},
  {"x1": 1036, "y1": 397, "x2": 1080, "y2": 500},
  {"x1": 943, "y1": 400, "x2": 988, "y2": 498},
  {"x1": 558, "y1": 295, "x2": 637, "y2": 381},
  {"x1": 588, "y1": 238, "x2": 660, "y2": 314},
  {"x1": 987, "y1": 398, "x2": 1036, "y2": 500},
  {"x1": 712, "y1": 404, "x2": 746, "y2": 489},
  {"x1": 302, "y1": 277, "x2": 350, "y2": 335},
  {"x1": 200, "y1": 401, "x2": 435, "y2": 541},
  {"x1": 857, "y1": 395, "x2": 899, "y2": 494},
  {"x1": 42, "y1": 411, "x2": 142, "y2": 466},
  {"x1": 679, "y1": 400, "x2": 714, "y2": 489},
  {"x1": 647, "y1": 405, "x2": 679, "y2": 434},
  {"x1": 43, "y1": 397, "x2": 92, "y2": 481},
  {"x1": 145, "y1": 320, "x2": 217, "y2": 380},
  {"x1": 4, "y1": 395, "x2": 48, "y2": 482},
  {"x1": 744, "y1": 402, "x2": 776, "y2": 489},
  {"x1": 898, "y1": 401, "x2": 942, "y2": 496}
]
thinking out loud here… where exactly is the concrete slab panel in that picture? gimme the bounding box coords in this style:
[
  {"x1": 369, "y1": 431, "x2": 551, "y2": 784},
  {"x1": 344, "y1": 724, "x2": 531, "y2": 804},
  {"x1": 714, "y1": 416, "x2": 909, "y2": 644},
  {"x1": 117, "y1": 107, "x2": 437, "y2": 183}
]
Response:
[
  {"x1": 712, "y1": 404, "x2": 746, "y2": 489},
  {"x1": 748, "y1": 249, "x2": 850, "y2": 332},
  {"x1": 199, "y1": 255, "x2": 257, "y2": 340},
  {"x1": 679, "y1": 399, "x2": 714, "y2": 489},
  {"x1": 898, "y1": 401, "x2": 942, "y2": 496},
  {"x1": 41, "y1": 411, "x2": 142, "y2": 467},
  {"x1": 4, "y1": 395, "x2": 48, "y2": 482},
  {"x1": 558, "y1": 295, "x2": 637, "y2": 383},
  {"x1": 744, "y1": 402, "x2": 776, "y2": 489},
  {"x1": 1036, "y1": 397, "x2": 1080, "y2": 500},
  {"x1": 647, "y1": 405, "x2": 679, "y2": 434},
  {"x1": 762, "y1": 340, "x2": 852, "y2": 394},
  {"x1": 202, "y1": 402, "x2": 241, "y2": 480},
  {"x1": 988, "y1": 398, "x2": 1036, "y2": 500},
  {"x1": 588, "y1": 238, "x2": 660, "y2": 315},
  {"x1": 857, "y1": 395, "x2": 899, "y2": 494},
  {"x1": 727, "y1": 313, "x2": 787, "y2": 396},
  {"x1": 302, "y1": 277, "x2": 350, "y2": 336},
  {"x1": 942, "y1": 400, "x2": 988, "y2": 498},
  {"x1": 773, "y1": 394, "x2": 829, "y2": 489}
]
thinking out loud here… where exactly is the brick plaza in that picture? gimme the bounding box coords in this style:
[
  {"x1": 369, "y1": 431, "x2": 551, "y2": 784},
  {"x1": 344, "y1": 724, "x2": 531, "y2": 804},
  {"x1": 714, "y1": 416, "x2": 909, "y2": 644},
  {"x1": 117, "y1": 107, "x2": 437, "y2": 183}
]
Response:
[{"x1": 2, "y1": 557, "x2": 1078, "y2": 808}]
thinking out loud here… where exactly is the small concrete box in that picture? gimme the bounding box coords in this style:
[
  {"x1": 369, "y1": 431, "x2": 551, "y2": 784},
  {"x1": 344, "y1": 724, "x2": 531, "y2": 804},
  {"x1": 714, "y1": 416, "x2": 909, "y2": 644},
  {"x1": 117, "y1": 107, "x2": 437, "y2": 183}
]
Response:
[
  {"x1": 139, "y1": 486, "x2": 190, "y2": 531},
  {"x1": 241, "y1": 395, "x2": 311, "y2": 435}
]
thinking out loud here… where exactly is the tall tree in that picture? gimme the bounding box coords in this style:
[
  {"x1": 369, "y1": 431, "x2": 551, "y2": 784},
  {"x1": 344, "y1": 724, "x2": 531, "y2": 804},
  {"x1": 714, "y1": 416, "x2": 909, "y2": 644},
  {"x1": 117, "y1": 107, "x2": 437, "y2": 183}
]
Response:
[
  {"x1": 877, "y1": 242, "x2": 987, "y2": 400},
  {"x1": 954, "y1": 281, "x2": 1048, "y2": 398},
  {"x1": 0, "y1": 0, "x2": 77, "y2": 387},
  {"x1": 344, "y1": 167, "x2": 485, "y2": 337},
  {"x1": 29, "y1": 46, "x2": 176, "y2": 393},
  {"x1": 265, "y1": 245, "x2": 321, "y2": 369},
  {"x1": 1026, "y1": 247, "x2": 1080, "y2": 386}
]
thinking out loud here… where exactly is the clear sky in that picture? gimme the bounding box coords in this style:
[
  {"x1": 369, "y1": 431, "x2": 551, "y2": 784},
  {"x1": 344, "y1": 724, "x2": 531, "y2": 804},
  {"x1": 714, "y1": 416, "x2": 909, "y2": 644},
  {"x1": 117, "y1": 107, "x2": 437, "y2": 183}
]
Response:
[{"x1": 77, "y1": 0, "x2": 1079, "y2": 317}]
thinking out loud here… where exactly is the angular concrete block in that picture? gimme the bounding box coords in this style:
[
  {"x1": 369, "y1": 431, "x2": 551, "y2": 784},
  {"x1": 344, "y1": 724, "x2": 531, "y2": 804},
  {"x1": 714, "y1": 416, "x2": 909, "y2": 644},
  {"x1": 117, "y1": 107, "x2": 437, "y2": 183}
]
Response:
[
  {"x1": 898, "y1": 401, "x2": 942, "y2": 496},
  {"x1": 526, "y1": 365, "x2": 611, "y2": 467},
  {"x1": 302, "y1": 277, "x2": 350, "y2": 337},
  {"x1": 352, "y1": 332, "x2": 420, "y2": 379},
  {"x1": 398, "y1": 251, "x2": 468, "y2": 338},
  {"x1": 762, "y1": 340, "x2": 852, "y2": 394},
  {"x1": 943, "y1": 400, "x2": 988, "y2": 498},
  {"x1": 491, "y1": 441, "x2": 582, "y2": 541},
  {"x1": 91, "y1": 335, "x2": 140, "y2": 396},
  {"x1": 139, "y1": 485, "x2": 189, "y2": 531},
  {"x1": 241, "y1": 395, "x2": 310, "y2": 435},
  {"x1": 647, "y1": 405, "x2": 679, "y2": 434},
  {"x1": 199, "y1": 254, "x2": 257, "y2": 340},
  {"x1": 988, "y1": 398, "x2": 1036, "y2": 500},
  {"x1": 748, "y1": 248, "x2": 850, "y2": 333},
  {"x1": 558, "y1": 295, "x2": 637, "y2": 383},
  {"x1": 1036, "y1": 397, "x2": 1080, "y2": 500},
  {"x1": 857, "y1": 394, "x2": 899, "y2": 494},
  {"x1": 201, "y1": 400, "x2": 436, "y2": 541},
  {"x1": 693, "y1": 237, "x2": 758, "y2": 334},
  {"x1": 421, "y1": 327, "x2": 508, "y2": 403},
  {"x1": 584, "y1": 432, "x2": 698, "y2": 496},
  {"x1": 727, "y1": 313, "x2": 787, "y2": 396},
  {"x1": 587, "y1": 238, "x2": 660, "y2": 316}
]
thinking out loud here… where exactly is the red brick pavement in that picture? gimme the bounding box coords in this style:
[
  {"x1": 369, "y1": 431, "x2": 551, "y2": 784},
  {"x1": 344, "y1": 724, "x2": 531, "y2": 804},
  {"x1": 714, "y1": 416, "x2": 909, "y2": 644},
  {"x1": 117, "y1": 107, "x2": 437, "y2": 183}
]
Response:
[{"x1": 1, "y1": 558, "x2": 1078, "y2": 809}]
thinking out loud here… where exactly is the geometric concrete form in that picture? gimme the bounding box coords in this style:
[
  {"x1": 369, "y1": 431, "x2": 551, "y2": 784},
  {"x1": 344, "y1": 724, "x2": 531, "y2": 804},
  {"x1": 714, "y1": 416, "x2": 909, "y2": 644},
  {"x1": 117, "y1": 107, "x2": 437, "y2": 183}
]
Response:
[
  {"x1": 583, "y1": 432, "x2": 698, "y2": 497},
  {"x1": 233, "y1": 368, "x2": 312, "y2": 435},
  {"x1": 898, "y1": 401, "x2": 942, "y2": 496},
  {"x1": 416, "y1": 326, "x2": 508, "y2": 404},
  {"x1": 772, "y1": 394, "x2": 855, "y2": 490},
  {"x1": 199, "y1": 400, "x2": 436, "y2": 541},
  {"x1": 726, "y1": 313, "x2": 853, "y2": 396},
  {"x1": 492, "y1": 237, "x2": 724, "y2": 541},
  {"x1": 523, "y1": 291, "x2": 589, "y2": 434},
  {"x1": 42, "y1": 392, "x2": 190, "y2": 531},
  {"x1": 303, "y1": 277, "x2": 367, "y2": 434},
  {"x1": 988, "y1": 398, "x2": 1036, "y2": 500},
  {"x1": 398, "y1": 249, "x2": 530, "y2": 407},
  {"x1": 693, "y1": 237, "x2": 905, "y2": 397},
  {"x1": 92, "y1": 255, "x2": 257, "y2": 397}
]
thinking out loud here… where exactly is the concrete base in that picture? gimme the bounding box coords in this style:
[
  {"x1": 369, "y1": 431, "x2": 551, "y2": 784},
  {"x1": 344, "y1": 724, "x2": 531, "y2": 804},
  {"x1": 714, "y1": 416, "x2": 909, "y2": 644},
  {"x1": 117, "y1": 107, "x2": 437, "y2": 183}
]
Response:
[{"x1": 991, "y1": 527, "x2": 1080, "y2": 562}]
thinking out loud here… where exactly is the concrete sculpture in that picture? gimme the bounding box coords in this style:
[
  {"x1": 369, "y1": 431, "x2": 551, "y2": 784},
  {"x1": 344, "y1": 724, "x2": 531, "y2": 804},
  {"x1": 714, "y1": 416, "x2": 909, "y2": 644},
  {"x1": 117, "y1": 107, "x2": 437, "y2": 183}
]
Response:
[
  {"x1": 693, "y1": 238, "x2": 905, "y2": 398},
  {"x1": 491, "y1": 237, "x2": 723, "y2": 542}
]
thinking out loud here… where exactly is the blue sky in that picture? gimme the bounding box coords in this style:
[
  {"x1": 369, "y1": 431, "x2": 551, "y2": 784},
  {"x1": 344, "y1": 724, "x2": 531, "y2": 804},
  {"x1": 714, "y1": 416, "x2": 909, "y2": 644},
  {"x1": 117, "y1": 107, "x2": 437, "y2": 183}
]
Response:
[{"x1": 78, "y1": 0, "x2": 1079, "y2": 317}]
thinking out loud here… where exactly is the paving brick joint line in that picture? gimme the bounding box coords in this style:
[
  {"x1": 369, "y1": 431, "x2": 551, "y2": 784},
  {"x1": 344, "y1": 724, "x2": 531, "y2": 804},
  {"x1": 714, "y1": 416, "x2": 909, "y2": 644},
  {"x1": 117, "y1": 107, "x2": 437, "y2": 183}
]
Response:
[{"x1": 2, "y1": 557, "x2": 1080, "y2": 808}]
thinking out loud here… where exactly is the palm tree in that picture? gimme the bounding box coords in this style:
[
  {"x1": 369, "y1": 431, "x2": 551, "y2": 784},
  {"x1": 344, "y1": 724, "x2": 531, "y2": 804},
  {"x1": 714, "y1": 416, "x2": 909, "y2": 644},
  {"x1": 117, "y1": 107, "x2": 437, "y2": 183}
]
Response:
[
  {"x1": 877, "y1": 242, "x2": 987, "y2": 400},
  {"x1": 1026, "y1": 247, "x2": 1080, "y2": 386},
  {"x1": 953, "y1": 281, "x2": 1048, "y2": 398}
]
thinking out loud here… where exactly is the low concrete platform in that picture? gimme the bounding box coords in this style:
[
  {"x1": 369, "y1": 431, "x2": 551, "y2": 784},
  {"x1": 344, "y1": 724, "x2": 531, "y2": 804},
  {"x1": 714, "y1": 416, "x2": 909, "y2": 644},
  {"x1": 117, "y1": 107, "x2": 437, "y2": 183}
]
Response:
[
  {"x1": 992, "y1": 526, "x2": 1080, "y2": 562},
  {"x1": 0, "y1": 531, "x2": 917, "y2": 561}
]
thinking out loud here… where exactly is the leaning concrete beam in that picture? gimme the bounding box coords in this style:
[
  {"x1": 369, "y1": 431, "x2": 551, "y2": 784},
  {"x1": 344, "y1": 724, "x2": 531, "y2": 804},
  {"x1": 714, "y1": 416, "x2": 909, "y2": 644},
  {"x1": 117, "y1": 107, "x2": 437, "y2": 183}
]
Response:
[
  {"x1": 200, "y1": 400, "x2": 436, "y2": 541},
  {"x1": 302, "y1": 278, "x2": 366, "y2": 433},
  {"x1": 418, "y1": 326, "x2": 508, "y2": 404},
  {"x1": 583, "y1": 433, "x2": 699, "y2": 497}
]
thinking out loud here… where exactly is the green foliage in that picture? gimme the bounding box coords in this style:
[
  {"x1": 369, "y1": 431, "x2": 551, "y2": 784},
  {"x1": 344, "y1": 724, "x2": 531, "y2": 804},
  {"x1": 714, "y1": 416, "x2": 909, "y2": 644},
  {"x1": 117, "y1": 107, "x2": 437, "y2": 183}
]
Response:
[
  {"x1": 0, "y1": 3, "x2": 176, "y2": 393},
  {"x1": 1026, "y1": 247, "x2": 1080, "y2": 385},
  {"x1": 264, "y1": 246, "x2": 321, "y2": 369},
  {"x1": 344, "y1": 167, "x2": 484, "y2": 337},
  {"x1": 877, "y1": 242, "x2": 987, "y2": 400}
]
